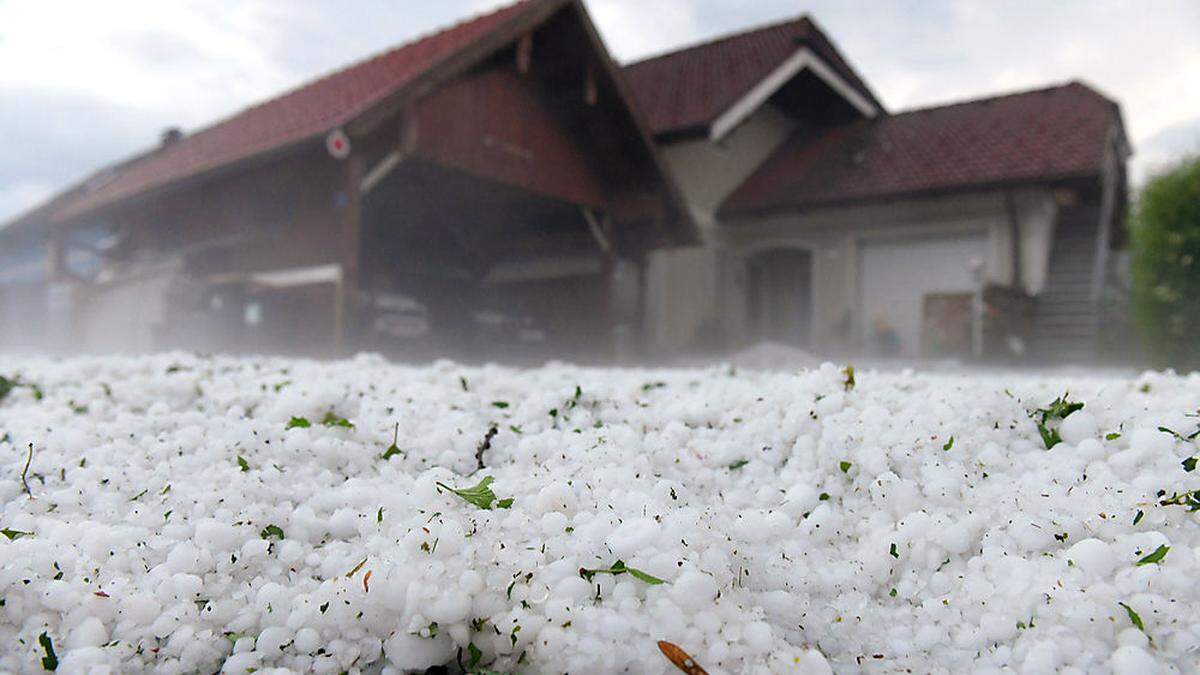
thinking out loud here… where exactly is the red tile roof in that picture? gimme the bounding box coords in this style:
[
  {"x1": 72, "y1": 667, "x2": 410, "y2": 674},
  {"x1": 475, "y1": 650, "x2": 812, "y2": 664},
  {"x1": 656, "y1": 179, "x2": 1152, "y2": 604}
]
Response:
[
  {"x1": 721, "y1": 82, "x2": 1124, "y2": 217},
  {"x1": 621, "y1": 15, "x2": 882, "y2": 138},
  {"x1": 25, "y1": 0, "x2": 548, "y2": 225}
]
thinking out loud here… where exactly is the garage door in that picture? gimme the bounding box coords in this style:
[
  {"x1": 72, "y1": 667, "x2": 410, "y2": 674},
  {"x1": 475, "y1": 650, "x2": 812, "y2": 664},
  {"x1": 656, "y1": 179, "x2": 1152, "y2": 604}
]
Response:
[{"x1": 859, "y1": 232, "x2": 988, "y2": 357}]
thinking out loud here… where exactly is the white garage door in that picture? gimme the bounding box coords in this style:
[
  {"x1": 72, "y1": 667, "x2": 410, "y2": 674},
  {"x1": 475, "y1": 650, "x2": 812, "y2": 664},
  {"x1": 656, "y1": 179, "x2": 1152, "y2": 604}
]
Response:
[{"x1": 859, "y1": 232, "x2": 988, "y2": 357}]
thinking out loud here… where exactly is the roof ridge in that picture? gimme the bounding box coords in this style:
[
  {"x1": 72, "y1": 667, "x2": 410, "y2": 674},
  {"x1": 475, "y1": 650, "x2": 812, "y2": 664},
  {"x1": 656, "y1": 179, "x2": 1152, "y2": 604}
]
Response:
[
  {"x1": 176, "y1": 0, "x2": 540, "y2": 143},
  {"x1": 890, "y1": 80, "x2": 1113, "y2": 117},
  {"x1": 623, "y1": 13, "x2": 812, "y2": 68},
  {"x1": 0, "y1": 0, "x2": 547, "y2": 232}
]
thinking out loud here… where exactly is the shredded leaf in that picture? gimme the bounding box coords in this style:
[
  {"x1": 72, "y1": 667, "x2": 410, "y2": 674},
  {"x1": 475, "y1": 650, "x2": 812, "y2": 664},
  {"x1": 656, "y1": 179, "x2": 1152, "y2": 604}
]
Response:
[
  {"x1": 1158, "y1": 425, "x2": 1200, "y2": 442},
  {"x1": 466, "y1": 642, "x2": 483, "y2": 669},
  {"x1": 728, "y1": 459, "x2": 749, "y2": 470},
  {"x1": 1031, "y1": 393, "x2": 1084, "y2": 449},
  {"x1": 236, "y1": 456, "x2": 250, "y2": 472},
  {"x1": 839, "y1": 461, "x2": 852, "y2": 474},
  {"x1": 842, "y1": 365, "x2": 856, "y2": 392},
  {"x1": 1, "y1": 528, "x2": 32, "y2": 541},
  {"x1": 579, "y1": 560, "x2": 665, "y2": 585},
  {"x1": 1159, "y1": 489, "x2": 1200, "y2": 511},
  {"x1": 1183, "y1": 457, "x2": 1197, "y2": 472},
  {"x1": 285, "y1": 416, "x2": 311, "y2": 430},
  {"x1": 436, "y1": 476, "x2": 512, "y2": 510},
  {"x1": 259, "y1": 524, "x2": 285, "y2": 540},
  {"x1": 381, "y1": 423, "x2": 403, "y2": 461},
  {"x1": 1119, "y1": 601, "x2": 1146, "y2": 632},
  {"x1": 346, "y1": 558, "x2": 368, "y2": 578},
  {"x1": 1136, "y1": 544, "x2": 1170, "y2": 566},
  {"x1": 322, "y1": 412, "x2": 354, "y2": 428},
  {"x1": 38, "y1": 631, "x2": 58, "y2": 670},
  {"x1": 943, "y1": 436, "x2": 955, "y2": 451}
]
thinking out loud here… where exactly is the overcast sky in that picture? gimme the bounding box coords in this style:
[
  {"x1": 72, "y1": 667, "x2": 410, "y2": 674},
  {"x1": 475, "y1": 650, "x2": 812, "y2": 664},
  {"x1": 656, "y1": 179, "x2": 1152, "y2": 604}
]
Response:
[{"x1": 2, "y1": 0, "x2": 1198, "y2": 223}]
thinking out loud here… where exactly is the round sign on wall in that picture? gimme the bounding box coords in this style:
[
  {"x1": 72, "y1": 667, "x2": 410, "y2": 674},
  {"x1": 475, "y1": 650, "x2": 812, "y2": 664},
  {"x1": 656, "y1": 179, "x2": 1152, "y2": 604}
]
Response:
[{"x1": 325, "y1": 128, "x2": 351, "y2": 159}]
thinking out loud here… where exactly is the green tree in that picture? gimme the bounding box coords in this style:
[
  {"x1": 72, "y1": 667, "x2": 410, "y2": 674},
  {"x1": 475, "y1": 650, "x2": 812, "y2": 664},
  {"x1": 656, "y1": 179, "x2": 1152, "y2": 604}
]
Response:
[{"x1": 1132, "y1": 155, "x2": 1200, "y2": 369}]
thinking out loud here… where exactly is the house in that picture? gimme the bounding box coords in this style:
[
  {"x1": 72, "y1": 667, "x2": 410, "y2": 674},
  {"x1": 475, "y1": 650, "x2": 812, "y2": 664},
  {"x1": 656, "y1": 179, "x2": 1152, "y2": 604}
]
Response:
[
  {"x1": 0, "y1": 0, "x2": 695, "y2": 361},
  {"x1": 625, "y1": 17, "x2": 1129, "y2": 361},
  {"x1": 0, "y1": 0, "x2": 1129, "y2": 362}
]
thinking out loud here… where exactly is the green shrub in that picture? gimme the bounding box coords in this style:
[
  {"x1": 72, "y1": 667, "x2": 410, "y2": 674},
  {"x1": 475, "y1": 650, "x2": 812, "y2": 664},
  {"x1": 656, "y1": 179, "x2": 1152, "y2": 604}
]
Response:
[{"x1": 1132, "y1": 155, "x2": 1200, "y2": 369}]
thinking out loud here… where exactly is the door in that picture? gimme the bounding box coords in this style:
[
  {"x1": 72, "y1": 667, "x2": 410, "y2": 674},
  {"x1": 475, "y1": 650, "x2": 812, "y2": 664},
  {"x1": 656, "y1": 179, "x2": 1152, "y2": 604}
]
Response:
[{"x1": 747, "y1": 248, "x2": 814, "y2": 346}]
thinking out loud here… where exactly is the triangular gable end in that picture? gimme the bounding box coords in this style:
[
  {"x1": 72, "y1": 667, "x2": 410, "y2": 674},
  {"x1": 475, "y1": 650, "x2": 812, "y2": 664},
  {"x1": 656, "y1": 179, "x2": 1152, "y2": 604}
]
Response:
[
  {"x1": 622, "y1": 15, "x2": 884, "y2": 143},
  {"x1": 348, "y1": 0, "x2": 699, "y2": 245},
  {"x1": 709, "y1": 43, "x2": 881, "y2": 142}
]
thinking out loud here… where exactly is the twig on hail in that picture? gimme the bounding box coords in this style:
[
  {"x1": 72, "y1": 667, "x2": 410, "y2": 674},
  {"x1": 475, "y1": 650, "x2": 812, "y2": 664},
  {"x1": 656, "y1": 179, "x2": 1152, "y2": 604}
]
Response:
[
  {"x1": 658, "y1": 640, "x2": 708, "y2": 675},
  {"x1": 21, "y1": 443, "x2": 33, "y2": 498},
  {"x1": 475, "y1": 424, "x2": 498, "y2": 471}
]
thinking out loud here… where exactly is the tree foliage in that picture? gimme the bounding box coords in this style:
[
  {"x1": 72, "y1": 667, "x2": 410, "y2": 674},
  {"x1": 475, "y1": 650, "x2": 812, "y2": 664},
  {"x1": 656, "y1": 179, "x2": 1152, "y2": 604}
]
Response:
[{"x1": 1132, "y1": 155, "x2": 1200, "y2": 369}]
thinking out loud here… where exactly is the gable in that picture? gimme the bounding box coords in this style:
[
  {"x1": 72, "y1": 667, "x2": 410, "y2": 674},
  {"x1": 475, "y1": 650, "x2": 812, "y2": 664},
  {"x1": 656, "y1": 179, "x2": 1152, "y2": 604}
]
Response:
[{"x1": 622, "y1": 15, "x2": 883, "y2": 140}]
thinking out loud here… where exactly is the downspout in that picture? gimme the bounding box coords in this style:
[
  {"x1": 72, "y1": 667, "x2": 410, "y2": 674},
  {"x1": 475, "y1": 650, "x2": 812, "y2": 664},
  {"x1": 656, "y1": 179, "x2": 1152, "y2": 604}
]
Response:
[{"x1": 1003, "y1": 189, "x2": 1022, "y2": 292}]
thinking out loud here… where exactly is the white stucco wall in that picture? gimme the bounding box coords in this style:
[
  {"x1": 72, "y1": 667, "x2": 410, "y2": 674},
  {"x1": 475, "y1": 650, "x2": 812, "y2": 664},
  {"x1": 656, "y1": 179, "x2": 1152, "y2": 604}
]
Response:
[
  {"x1": 660, "y1": 105, "x2": 797, "y2": 230},
  {"x1": 643, "y1": 105, "x2": 797, "y2": 352}
]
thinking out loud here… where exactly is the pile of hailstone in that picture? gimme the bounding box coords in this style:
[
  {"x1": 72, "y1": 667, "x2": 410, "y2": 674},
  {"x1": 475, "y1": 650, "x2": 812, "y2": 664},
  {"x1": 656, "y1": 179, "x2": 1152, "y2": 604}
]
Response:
[{"x1": 1, "y1": 354, "x2": 1199, "y2": 674}]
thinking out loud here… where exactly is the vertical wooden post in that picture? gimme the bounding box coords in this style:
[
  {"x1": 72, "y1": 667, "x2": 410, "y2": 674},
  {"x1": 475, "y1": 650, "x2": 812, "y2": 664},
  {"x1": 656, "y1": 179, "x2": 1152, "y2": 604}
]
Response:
[
  {"x1": 334, "y1": 154, "x2": 365, "y2": 357},
  {"x1": 46, "y1": 233, "x2": 66, "y2": 281}
]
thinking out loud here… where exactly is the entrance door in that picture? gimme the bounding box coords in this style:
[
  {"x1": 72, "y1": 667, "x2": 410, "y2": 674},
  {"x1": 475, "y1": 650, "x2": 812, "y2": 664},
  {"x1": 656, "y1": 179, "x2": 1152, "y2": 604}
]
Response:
[{"x1": 747, "y1": 249, "x2": 813, "y2": 346}]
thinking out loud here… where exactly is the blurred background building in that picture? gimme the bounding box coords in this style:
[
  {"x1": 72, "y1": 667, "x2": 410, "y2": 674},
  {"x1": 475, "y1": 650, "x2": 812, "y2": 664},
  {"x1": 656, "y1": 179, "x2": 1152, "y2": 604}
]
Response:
[{"x1": 0, "y1": 0, "x2": 1128, "y2": 364}]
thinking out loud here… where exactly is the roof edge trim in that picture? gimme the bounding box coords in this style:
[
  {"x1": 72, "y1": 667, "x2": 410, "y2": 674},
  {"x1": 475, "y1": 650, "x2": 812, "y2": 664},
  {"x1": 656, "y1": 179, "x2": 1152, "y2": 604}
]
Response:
[{"x1": 710, "y1": 46, "x2": 879, "y2": 142}]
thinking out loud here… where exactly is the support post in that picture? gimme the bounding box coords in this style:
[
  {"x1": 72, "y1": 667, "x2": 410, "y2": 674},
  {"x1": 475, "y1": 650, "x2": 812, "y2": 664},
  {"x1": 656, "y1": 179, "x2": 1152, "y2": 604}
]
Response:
[
  {"x1": 46, "y1": 233, "x2": 66, "y2": 282},
  {"x1": 334, "y1": 154, "x2": 365, "y2": 357}
]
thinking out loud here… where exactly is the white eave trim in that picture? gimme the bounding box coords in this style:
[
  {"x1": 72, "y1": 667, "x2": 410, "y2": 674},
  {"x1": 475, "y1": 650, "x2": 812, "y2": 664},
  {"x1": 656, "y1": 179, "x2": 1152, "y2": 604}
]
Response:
[{"x1": 709, "y1": 46, "x2": 879, "y2": 142}]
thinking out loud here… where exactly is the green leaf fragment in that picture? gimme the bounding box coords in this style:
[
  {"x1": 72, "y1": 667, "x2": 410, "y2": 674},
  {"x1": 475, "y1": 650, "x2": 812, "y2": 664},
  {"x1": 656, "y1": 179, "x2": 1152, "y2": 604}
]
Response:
[
  {"x1": 578, "y1": 560, "x2": 665, "y2": 585},
  {"x1": 1159, "y1": 489, "x2": 1200, "y2": 511},
  {"x1": 436, "y1": 476, "x2": 512, "y2": 510},
  {"x1": 345, "y1": 558, "x2": 368, "y2": 578},
  {"x1": 1119, "y1": 602, "x2": 1145, "y2": 632},
  {"x1": 382, "y1": 423, "x2": 403, "y2": 461},
  {"x1": 839, "y1": 461, "x2": 852, "y2": 473},
  {"x1": 39, "y1": 631, "x2": 58, "y2": 671},
  {"x1": 1105, "y1": 432, "x2": 1122, "y2": 441},
  {"x1": 1135, "y1": 544, "x2": 1169, "y2": 566},
  {"x1": 236, "y1": 456, "x2": 250, "y2": 472},
  {"x1": 1032, "y1": 393, "x2": 1084, "y2": 450},
  {"x1": 1, "y1": 528, "x2": 32, "y2": 541},
  {"x1": 285, "y1": 416, "x2": 311, "y2": 429},
  {"x1": 259, "y1": 524, "x2": 285, "y2": 540},
  {"x1": 321, "y1": 412, "x2": 354, "y2": 428},
  {"x1": 1183, "y1": 457, "x2": 1197, "y2": 472},
  {"x1": 1133, "y1": 510, "x2": 1144, "y2": 525},
  {"x1": 728, "y1": 459, "x2": 749, "y2": 470},
  {"x1": 943, "y1": 436, "x2": 954, "y2": 451}
]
